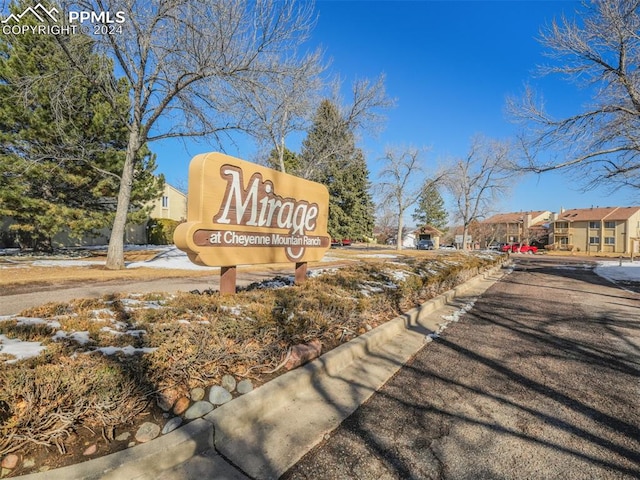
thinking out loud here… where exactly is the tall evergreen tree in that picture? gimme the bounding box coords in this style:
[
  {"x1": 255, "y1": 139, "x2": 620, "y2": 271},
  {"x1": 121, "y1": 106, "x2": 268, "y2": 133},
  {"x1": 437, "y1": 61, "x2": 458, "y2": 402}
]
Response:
[
  {"x1": 0, "y1": 1, "x2": 161, "y2": 251},
  {"x1": 267, "y1": 147, "x2": 301, "y2": 174},
  {"x1": 413, "y1": 181, "x2": 448, "y2": 231},
  {"x1": 299, "y1": 100, "x2": 374, "y2": 240}
]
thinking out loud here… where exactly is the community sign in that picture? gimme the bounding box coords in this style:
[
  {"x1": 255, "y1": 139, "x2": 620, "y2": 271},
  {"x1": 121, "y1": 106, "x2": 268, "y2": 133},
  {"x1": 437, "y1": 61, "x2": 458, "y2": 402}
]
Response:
[{"x1": 174, "y1": 152, "x2": 331, "y2": 267}]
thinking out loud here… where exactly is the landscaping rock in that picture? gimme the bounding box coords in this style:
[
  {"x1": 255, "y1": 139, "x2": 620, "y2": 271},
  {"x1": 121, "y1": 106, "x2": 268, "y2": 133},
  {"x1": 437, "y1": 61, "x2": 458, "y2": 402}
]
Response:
[
  {"x1": 1, "y1": 454, "x2": 18, "y2": 469},
  {"x1": 190, "y1": 387, "x2": 205, "y2": 401},
  {"x1": 237, "y1": 379, "x2": 254, "y2": 394},
  {"x1": 2, "y1": 467, "x2": 13, "y2": 477},
  {"x1": 284, "y1": 339, "x2": 322, "y2": 370},
  {"x1": 82, "y1": 445, "x2": 97, "y2": 456},
  {"x1": 115, "y1": 432, "x2": 131, "y2": 442},
  {"x1": 22, "y1": 458, "x2": 35, "y2": 469},
  {"x1": 221, "y1": 374, "x2": 237, "y2": 392},
  {"x1": 162, "y1": 417, "x2": 183, "y2": 435},
  {"x1": 208, "y1": 385, "x2": 233, "y2": 405},
  {"x1": 184, "y1": 400, "x2": 214, "y2": 419},
  {"x1": 135, "y1": 422, "x2": 161, "y2": 443},
  {"x1": 156, "y1": 388, "x2": 180, "y2": 411},
  {"x1": 173, "y1": 396, "x2": 190, "y2": 415}
]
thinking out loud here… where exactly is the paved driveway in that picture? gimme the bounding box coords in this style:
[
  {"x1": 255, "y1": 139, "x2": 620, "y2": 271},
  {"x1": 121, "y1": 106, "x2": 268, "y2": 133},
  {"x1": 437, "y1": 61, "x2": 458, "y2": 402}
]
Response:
[{"x1": 283, "y1": 256, "x2": 640, "y2": 479}]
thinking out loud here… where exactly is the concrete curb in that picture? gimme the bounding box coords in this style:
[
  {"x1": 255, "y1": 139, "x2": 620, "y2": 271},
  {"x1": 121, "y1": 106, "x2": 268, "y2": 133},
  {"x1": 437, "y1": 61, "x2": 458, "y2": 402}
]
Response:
[
  {"x1": 14, "y1": 419, "x2": 212, "y2": 480},
  {"x1": 13, "y1": 261, "x2": 509, "y2": 480},
  {"x1": 207, "y1": 262, "x2": 508, "y2": 479}
]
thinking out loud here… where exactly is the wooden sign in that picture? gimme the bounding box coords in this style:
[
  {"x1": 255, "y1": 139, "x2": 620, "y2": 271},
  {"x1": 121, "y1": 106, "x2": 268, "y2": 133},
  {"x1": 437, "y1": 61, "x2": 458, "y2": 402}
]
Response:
[{"x1": 174, "y1": 152, "x2": 331, "y2": 269}]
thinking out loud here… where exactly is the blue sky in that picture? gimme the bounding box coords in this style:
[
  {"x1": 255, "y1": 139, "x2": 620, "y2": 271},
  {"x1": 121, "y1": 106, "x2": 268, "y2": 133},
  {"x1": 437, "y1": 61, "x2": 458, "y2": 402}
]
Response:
[{"x1": 154, "y1": 0, "x2": 638, "y2": 223}]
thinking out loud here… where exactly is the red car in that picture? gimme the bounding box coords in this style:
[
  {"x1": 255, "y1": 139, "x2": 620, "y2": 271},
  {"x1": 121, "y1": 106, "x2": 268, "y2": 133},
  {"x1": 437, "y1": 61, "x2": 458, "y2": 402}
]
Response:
[
  {"x1": 331, "y1": 238, "x2": 352, "y2": 247},
  {"x1": 503, "y1": 243, "x2": 538, "y2": 254}
]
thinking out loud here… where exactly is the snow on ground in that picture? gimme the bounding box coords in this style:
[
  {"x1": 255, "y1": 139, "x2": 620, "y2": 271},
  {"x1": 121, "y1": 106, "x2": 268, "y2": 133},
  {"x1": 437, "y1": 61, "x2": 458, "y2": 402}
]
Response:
[
  {"x1": 126, "y1": 247, "x2": 215, "y2": 271},
  {"x1": 0, "y1": 334, "x2": 47, "y2": 364},
  {"x1": 593, "y1": 260, "x2": 640, "y2": 283}
]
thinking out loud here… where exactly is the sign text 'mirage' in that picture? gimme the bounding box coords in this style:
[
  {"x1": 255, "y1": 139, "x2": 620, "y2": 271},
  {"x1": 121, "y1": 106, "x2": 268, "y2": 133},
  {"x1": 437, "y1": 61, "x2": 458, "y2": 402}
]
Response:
[{"x1": 173, "y1": 152, "x2": 330, "y2": 267}]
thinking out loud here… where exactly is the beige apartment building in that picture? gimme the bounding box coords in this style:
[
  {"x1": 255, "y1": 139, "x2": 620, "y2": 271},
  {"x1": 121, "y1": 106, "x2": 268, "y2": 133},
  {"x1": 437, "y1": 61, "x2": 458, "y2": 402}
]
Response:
[
  {"x1": 551, "y1": 207, "x2": 640, "y2": 254},
  {"x1": 148, "y1": 183, "x2": 187, "y2": 221},
  {"x1": 481, "y1": 211, "x2": 552, "y2": 246}
]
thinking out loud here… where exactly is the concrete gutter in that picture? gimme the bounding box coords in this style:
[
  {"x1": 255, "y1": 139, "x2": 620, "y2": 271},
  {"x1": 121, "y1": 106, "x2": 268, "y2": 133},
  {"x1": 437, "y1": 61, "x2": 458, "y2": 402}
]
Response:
[{"x1": 14, "y1": 261, "x2": 509, "y2": 480}]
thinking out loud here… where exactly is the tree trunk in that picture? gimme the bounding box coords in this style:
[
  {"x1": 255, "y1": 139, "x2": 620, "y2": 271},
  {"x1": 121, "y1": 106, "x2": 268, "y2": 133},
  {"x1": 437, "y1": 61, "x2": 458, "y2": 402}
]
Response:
[
  {"x1": 396, "y1": 212, "x2": 404, "y2": 251},
  {"x1": 105, "y1": 128, "x2": 140, "y2": 270},
  {"x1": 278, "y1": 135, "x2": 286, "y2": 173}
]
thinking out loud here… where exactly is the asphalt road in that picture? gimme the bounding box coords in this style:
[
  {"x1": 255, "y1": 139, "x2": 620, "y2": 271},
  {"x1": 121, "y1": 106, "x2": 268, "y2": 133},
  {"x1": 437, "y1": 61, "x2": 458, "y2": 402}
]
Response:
[{"x1": 282, "y1": 256, "x2": 640, "y2": 480}]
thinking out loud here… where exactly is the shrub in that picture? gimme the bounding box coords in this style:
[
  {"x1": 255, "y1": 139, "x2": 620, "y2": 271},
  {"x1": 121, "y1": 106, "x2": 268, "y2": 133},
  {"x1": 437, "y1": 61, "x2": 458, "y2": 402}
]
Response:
[{"x1": 147, "y1": 218, "x2": 180, "y2": 245}]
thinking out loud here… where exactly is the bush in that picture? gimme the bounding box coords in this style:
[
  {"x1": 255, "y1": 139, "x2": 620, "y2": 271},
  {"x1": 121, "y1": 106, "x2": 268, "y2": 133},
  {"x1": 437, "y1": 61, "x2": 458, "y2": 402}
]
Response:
[{"x1": 147, "y1": 218, "x2": 180, "y2": 245}]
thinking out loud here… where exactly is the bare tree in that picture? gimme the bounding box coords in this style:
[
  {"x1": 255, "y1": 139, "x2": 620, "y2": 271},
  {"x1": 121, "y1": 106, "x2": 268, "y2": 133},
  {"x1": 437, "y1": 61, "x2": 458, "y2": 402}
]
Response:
[
  {"x1": 238, "y1": 48, "x2": 327, "y2": 173},
  {"x1": 443, "y1": 137, "x2": 514, "y2": 249},
  {"x1": 508, "y1": 0, "x2": 640, "y2": 191},
  {"x1": 377, "y1": 146, "x2": 428, "y2": 250},
  {"x1": 58, "y1": 0, "x2": 317, "y2": 268}
]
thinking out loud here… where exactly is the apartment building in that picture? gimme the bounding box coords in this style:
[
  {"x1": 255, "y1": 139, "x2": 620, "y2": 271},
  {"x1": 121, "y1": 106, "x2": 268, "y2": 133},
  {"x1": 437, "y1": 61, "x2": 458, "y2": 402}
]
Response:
[
  {"x1": 551, "y1": 207, "x2": 640, "y2": 254},
  {"x1": 481, "y1": 211, "x2": 552, "y2": 246}
]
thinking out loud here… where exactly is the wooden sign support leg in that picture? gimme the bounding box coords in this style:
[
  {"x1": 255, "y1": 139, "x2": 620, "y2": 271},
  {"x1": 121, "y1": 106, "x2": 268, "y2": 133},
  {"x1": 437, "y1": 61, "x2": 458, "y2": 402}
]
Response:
[
  {"x1": 295, "y1": 262, "x2": 308, "y2": 285},
  {"x1": 220, "y1": 266, "x2": 237, "y2": 295}
]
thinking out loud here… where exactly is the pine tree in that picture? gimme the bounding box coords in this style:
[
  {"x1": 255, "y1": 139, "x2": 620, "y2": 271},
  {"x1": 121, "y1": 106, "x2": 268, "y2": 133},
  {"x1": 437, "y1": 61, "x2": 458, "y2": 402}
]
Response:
[
  {"x1": 413, "y1": 181, "x2": 448, "y2": 231},
  {"x1": 0, "y1": 1, "x2": 161, "y2": 251},
  {"x1": 267, "y1": 147, "x2": 301, "y2": 174},
  {"x1": 299, "y1": 100, "x2": 374, "y2": 240}
]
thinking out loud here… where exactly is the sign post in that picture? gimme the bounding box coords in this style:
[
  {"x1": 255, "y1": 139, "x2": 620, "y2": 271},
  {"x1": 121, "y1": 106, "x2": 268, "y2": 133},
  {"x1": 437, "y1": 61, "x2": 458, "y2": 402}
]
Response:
[{"x1": 174, "y1": 152, "x2": 331, "y2": 294}]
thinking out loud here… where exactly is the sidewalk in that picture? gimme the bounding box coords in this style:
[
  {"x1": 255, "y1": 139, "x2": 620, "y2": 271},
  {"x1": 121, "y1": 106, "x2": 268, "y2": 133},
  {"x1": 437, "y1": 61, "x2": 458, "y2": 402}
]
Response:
[{"x1": 14, "y1": 263, "x2": 507, "y2": 480}]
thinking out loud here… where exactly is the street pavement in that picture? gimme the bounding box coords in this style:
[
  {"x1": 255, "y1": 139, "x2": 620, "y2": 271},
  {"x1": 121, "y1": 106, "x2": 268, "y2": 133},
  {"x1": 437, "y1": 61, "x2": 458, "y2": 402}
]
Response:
[{"x1": 282, "y1": 256, "x2": 640, "y2": 480}]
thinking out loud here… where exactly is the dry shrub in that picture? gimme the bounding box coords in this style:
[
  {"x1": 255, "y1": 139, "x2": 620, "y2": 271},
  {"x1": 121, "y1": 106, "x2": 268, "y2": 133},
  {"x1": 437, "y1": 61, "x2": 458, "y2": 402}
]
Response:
[{"x1": 0, "y1": 355, "x2": 149, "y2": 456}]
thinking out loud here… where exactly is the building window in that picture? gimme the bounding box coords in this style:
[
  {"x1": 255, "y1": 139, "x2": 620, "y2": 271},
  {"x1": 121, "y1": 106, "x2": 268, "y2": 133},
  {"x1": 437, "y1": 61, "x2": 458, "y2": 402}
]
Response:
[
  {"x1": 556, "y1": 222, "x2": 568, "y2": 229},
  {"x1": 589, "y1": 236, "x2": 600, "y2": 244},
  {"x1": 604, "y1": 221, "x2": 616, "y2": 229},
  {"x1": 604, "y1": 237, "x2": 615, "y2": 245},
  {"x1": 162, "y1": 196, "x2": 169, "y2": 208},
  {"x1": 589, "y1": 221, "x2": 599, "y2": 229}
]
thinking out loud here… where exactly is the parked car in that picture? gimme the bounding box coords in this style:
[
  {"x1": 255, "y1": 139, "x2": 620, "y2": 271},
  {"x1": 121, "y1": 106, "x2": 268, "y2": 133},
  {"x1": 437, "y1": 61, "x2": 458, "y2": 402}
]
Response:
[
  {"x1": 504, "y1": 243, "x2": 538, "y2": 254},
  {"x1": 331, "y1": 238, "x2": 352, "y2": 247},
  {"x1": 439, "y1": 244, "x2": 457, "y2": 250},
  {"x1": 416, "y1": 239, "x2": 434, "y2": 250}
]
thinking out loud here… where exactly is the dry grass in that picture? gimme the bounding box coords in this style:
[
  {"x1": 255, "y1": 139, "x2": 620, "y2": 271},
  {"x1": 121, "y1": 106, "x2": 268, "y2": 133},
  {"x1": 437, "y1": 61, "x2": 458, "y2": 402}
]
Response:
[{"x1": 0, "y1": 250, "x2": 504, "y2": 462}]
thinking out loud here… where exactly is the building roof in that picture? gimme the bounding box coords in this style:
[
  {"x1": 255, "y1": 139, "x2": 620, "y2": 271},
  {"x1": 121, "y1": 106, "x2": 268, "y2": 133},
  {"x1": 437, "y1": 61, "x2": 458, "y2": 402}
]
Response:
[
  {"x1": 483, "y1": 211, "x2": 550, "y2": 224},
  {"x1": 557, "y1": 206, "x2": 640, "y2": 222},
  {"x1": 414, "y1": 225, "x2": 444, "y2": 236}
]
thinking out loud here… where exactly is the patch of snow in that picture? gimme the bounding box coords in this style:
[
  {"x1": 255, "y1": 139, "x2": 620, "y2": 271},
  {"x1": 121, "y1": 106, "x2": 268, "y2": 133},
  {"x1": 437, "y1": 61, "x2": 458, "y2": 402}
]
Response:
[
  {"x1": 92, "y1": 345, "x2": 157, "y2": 356},
  {"x1": 0, "y1": 334, "x2": 47, "y2": 363},
  {"x1": 90, "y1": 309, "x2": 115, "y2": 319},
  {"x1": 100, "y1": 327, "x2": 146, "y2": 337},
  {"x1": 220, "y1": 305, "x2": 242, "y2": 316},
  {"x1": 53, "y1": 330, "x2": 91, "y2": 345},
  {"x1": 13, "y1": 317, "x2": 61, "y2": 329},
  {"x1": 389, "y1": 270, "x2": 414, "y2": 282},
  {"x1": 126, "y1": 248, "x2": 214, "y2": 271},
  {"x1": 356, "y1": 254, "x2": 398, "y2": 259},
  {"x1": 119, "y1": 299, "x2": 164, "y2": 310},
  {"x1": 594, "y1": 260, "x2": 640, "y2": 283}
]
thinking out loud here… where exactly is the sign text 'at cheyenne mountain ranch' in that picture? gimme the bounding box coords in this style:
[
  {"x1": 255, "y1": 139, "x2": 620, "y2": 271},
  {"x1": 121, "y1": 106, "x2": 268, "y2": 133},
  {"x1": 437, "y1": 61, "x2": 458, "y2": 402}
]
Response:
[{"x1": 174, "y1": 153, "x2": 331, "y2": 267}]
